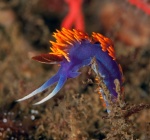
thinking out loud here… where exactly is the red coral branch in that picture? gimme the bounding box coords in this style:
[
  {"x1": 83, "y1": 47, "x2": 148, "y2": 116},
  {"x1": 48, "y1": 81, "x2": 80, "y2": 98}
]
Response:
[
  {"x1": 61, "y1": 0, "x2": 85, "y2": 31},
  {"x1": 128, "y1": 0, "x2": 150, "y2": 15}
]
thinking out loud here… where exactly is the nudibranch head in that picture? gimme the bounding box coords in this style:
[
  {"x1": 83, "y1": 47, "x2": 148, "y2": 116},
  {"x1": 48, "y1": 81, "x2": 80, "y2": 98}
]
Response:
[{"x1": 17, "y1": 28, "x2": 123, "y2": 108}]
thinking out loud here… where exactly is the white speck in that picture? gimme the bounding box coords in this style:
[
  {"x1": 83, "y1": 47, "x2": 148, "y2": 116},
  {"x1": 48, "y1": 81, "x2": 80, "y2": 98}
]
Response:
[
  {"x1": 11, "y1": 137, "x2": 14, "y2": 140},
  {"x1": 3, "y1": 118, "x2": 7, "y2": 123},
  {"x1": 19, "y1": 123, "x2": 22, "y2": 126},
  {"x1": 11, "y1": 112, "x2": 14, "y2": 115},
  {"x1": 31, "y1": 109, "x2": 39, "y2": 114},
  {"x1": 34, "y1": 110, "x2": 39, "y2": 114},
  {"x1": 7, "y1": 128, "x2": 11, "y2": 131},
  {"x1": 24, "y1": 116, "x2": 27, "y2": 119},
  {"x1": 31, "y1": 115, "x2": 35, "y2": 120},
  {"x1": 0, "y1": 128, "x2": 4, "y2": 131},
  {"x1": 31, "y1": 109, "x2": 35, "y2": 114},
  {"x1": 12, "y1": 120, "x2": 15, "y2": 123},
  {"x1": 4, "y1": 113, "x2": 7, "y2": 116}
]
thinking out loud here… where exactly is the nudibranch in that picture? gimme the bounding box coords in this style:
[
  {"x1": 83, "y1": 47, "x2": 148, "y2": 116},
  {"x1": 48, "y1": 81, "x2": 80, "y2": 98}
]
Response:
[{"x1": 17, "y1": 28, "x2": 123, "y2": 108}]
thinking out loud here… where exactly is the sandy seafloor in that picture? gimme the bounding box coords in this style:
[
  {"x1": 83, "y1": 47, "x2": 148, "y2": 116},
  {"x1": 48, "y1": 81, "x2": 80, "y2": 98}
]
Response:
[{"x1": 0, "y1": 0, "x2": 150, "y2": 139}]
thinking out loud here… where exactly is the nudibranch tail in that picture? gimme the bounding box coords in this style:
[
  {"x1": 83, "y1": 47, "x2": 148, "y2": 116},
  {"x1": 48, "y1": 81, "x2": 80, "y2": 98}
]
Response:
[
  {"x1": 34, "y1": 75, "x2": 67, "y2": 105},
  {"x1": 17, "y1": 74, "x2": 59, "y2": 102}
]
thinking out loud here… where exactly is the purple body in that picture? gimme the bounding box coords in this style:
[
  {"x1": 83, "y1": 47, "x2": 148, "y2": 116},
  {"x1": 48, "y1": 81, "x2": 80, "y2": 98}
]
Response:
[{"x1": 17, "y1": 39, "x2": 123, "y2": 107}]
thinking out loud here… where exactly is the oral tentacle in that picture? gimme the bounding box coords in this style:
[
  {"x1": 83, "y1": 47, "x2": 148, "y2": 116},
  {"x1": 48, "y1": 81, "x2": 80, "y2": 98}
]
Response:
[
  {"x1": 17, "y1": 74, "x2": 59, "y2": 102},
  {"x1": 33, "y1": 75, "x2": 67, "y2": 105}
]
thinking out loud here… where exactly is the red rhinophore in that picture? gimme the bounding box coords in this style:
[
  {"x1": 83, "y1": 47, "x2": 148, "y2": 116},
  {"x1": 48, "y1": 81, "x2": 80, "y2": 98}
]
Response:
[
  {"x1": 61, "y1": 0, "x2": 85, "y2": 31},
  {"x1": 128, "y1": 0, "x2": 150, "y2": 15}
]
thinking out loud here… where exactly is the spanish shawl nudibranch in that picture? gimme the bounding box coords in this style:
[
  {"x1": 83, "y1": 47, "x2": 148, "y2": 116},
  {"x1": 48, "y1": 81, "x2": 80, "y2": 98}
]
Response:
[{"x1": 17, "y1": 28, "x2": 123, "y2": 108}]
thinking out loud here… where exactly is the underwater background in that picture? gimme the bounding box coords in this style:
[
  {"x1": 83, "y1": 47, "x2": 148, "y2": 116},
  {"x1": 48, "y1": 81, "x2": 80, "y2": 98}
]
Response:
[{"x1": 0, "y1": 0, "x2": 150, "y2": 139}]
